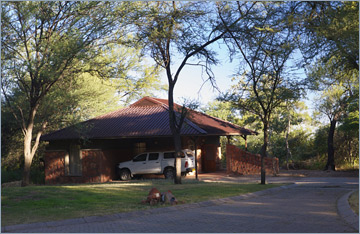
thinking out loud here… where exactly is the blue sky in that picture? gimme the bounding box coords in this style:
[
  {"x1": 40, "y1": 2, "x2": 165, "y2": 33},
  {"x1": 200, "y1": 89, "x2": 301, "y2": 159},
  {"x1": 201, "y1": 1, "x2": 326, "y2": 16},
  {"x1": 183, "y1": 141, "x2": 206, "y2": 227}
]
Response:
[
  {"x1": 153, "y1": 42, "x2": 316, "y2": 115},
  {"x1": 154, "y1": 42, "x2": 243, "y2": 107}
]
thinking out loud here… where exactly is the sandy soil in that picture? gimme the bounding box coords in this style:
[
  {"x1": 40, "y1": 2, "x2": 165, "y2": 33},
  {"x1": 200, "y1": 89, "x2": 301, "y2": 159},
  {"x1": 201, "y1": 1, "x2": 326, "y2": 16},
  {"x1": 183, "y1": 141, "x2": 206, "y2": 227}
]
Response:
[{"x1": 277, "y1": 169, "x2": 359, "y2": 178}]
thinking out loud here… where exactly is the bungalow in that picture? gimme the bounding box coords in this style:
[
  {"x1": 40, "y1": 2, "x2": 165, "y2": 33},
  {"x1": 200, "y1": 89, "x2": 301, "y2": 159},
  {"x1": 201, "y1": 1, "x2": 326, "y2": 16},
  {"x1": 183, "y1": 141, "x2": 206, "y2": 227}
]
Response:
[{"x1": 41, "y1": 96, "x2": 257, "y2": 184}]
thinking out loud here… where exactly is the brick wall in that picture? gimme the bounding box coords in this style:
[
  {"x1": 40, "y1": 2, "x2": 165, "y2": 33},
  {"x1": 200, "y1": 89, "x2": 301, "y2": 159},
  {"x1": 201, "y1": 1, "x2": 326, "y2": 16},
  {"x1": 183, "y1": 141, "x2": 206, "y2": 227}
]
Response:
[
  {"x1": 44, "y1": 151, "x2": 66, "y2": 184},
  {"x1": 45, "y1": 150, "x2": 105, "y2": 184},
  {"x1": 226, "y1": 144, "x2": 279, "y2": 175},
  {"x1": 44, "y1": 149, "x2": 137, "y2": 184},
  {"x1": 81, "y1": 150, "x2": 103, "y2": 183}
]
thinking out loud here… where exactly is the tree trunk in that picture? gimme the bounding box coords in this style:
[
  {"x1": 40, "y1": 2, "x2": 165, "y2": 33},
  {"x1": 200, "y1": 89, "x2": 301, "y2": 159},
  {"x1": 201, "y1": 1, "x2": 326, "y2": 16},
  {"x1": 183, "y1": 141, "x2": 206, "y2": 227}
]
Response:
[
  {"x1": 21, "y1": 106, "x2": 38, "y2": 187},
  {"x1": 22, "y1": 129, "x2": 34, "y2": 186},
  {"x1": 168, "y1": 84, "x2": 182, "y2": 184},
  {"x1": 21, "y1": 105, "x2": 46, "y2": 186},
  {"x1": 285, "y1": 116, "x2": 292, "y2": 170},
  {"x1": 324, "y1": 119, "x2": 337, "y2": 171},
  {"x1": 261, "y1": 121, "x2": 269, "y2": 185},
  {"x1": 173, "y1": 133, "x2": 182, "y2": 184}
]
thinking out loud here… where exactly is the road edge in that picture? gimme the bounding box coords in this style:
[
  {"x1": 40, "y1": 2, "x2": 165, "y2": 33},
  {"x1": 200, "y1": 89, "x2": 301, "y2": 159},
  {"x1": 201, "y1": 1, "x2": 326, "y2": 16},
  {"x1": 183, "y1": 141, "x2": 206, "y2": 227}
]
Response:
[{"x1": 337, "y1": 190, "x2": 359, "y2": 232}]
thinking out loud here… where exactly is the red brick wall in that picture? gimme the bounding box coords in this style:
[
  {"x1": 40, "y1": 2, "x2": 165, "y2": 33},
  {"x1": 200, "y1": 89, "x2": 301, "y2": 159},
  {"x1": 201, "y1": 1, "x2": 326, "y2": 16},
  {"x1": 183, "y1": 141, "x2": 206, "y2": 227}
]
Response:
[
  {"x1": 45, "y1": 150, "x2": 105, "y2": 184},
  {"x1": 81, "y1": 150, "x2": 103, "y2": 183},
  {"x1": 44, "y1": 149, "x2": 135, "y2": 184},
  {"x1": 226, "y1": 144, "x2": 279, "y2": 175},
  {"x1": 45, "y1": 151, "x2": 66, "y2": 184}
]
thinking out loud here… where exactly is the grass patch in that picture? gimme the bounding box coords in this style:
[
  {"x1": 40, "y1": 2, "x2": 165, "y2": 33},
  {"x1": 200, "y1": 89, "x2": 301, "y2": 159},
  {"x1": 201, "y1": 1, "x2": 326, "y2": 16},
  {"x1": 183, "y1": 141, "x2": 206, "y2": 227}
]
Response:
[
  {"x1": 348, "y1": 190, "x2": 359, "y2": 215},
  {"x1": 1, "y1": 179, "x2": 283, "y2": 226}
]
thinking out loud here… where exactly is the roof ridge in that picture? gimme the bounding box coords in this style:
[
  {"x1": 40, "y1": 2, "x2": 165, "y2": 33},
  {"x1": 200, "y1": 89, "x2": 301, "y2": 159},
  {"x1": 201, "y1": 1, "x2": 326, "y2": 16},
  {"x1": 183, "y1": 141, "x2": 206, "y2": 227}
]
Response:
[{"x1": 130, "y1": 96, "x2": 166, "y2": 107}]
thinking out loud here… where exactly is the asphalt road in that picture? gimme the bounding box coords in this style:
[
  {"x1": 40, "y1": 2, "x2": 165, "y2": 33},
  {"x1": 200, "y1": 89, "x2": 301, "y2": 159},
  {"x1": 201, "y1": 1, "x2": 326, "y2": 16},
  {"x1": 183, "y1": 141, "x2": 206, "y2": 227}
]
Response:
[{"x1": 3, "y1": 176, "x2": 359, "y2": 233}]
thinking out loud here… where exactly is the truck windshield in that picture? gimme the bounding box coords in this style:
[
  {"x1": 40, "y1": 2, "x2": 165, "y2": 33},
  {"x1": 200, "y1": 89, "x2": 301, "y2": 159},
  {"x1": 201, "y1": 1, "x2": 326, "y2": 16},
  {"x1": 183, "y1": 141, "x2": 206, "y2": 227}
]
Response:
[{"x1": 133, "y1": 154, "x2": 147, "y2": 162}]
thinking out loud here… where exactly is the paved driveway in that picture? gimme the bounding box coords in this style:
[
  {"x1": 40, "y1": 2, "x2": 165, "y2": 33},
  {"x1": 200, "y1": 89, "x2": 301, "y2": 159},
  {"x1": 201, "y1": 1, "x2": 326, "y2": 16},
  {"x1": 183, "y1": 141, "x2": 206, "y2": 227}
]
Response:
[{"x1": 3, "y1": 176, "x2": 359, "y2": 233}]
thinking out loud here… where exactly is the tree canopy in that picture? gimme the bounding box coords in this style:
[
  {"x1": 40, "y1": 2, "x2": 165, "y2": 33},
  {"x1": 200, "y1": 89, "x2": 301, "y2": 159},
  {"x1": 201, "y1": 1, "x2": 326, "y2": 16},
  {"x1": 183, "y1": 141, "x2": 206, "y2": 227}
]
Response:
[
  {"x1": 1, "y1": 1, "x2": 161, "y2": 185},
  {"x1": 1, "y1": 1, "x2": 358, "y2": 185}
]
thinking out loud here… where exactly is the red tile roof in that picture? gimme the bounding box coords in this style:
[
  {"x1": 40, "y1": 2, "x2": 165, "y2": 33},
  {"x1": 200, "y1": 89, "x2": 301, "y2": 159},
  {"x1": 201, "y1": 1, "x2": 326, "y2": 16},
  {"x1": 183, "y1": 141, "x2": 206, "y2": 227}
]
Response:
[{"x1": 41, "y1": 97, "x2": 257, "y2": 141}]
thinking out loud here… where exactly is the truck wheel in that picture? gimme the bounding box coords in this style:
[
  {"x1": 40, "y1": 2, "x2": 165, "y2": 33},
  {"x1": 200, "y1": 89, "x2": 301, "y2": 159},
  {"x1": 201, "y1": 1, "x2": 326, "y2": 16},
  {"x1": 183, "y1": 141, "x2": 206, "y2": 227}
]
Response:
[
  {"x1": 119, "y1": 169, "x2": 131, "y2": 181},
  {"x1": 164, "y1": 168, "x2": 175, "y2": 180}
]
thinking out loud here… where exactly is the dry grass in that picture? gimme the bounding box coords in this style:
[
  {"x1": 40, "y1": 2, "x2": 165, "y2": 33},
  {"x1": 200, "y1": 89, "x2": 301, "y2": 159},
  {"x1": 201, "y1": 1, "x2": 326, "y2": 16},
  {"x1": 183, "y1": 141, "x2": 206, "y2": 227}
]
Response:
[{"x1": 348, "y1": 190, "x2": 359, "y2": 215}]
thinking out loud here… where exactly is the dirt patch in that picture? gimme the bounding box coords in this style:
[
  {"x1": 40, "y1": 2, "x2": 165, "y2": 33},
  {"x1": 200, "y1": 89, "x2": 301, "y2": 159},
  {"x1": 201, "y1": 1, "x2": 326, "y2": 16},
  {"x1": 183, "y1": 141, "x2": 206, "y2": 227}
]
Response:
[
  {"x1": 188, "y1": 169, "x2": 359, "y2": 181},
  {"x1": 277, "y1": 169, "x2": 359, "y2": 178},
  {"x1": 15, "y1": 191, "x2": 43, "y2": 202}
]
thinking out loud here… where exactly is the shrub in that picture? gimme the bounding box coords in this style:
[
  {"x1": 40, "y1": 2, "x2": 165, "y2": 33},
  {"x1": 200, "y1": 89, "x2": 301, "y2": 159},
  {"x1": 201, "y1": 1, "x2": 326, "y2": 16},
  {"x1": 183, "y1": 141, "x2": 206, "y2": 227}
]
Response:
[
  {"x1": 1, "y1": 169, "x2": 22, "y2": 184},
  {"x1": 1, "y1": 169, "x2": 45, "y2": 184}
]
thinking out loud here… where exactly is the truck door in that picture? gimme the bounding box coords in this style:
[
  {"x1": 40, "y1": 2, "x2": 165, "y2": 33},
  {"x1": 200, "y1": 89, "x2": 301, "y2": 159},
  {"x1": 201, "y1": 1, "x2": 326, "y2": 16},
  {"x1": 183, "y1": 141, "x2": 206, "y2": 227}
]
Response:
[
  {"x1": 132, "y1": 153, "x2": 148, "y2": 174},
  {"x1": 145, "y1": 153, "x2": 161, "y2": 174}
]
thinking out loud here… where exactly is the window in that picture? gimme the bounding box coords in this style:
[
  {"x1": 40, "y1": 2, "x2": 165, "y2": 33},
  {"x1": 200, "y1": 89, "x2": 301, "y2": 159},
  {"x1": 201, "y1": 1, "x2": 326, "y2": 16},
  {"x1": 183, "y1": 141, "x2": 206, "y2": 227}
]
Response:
[
  {"x1": 148, "y1": 153, "x2": 159, "y2": 161},
  {"x1": 133, "y1": 153, "x2": 147, "y2": 162},
  {"x1": 65, "y1": 144, "x2": 82, "y2": 176},
  {"x1": 134, "y1": 142, "x2": 146, "y2": 154}
]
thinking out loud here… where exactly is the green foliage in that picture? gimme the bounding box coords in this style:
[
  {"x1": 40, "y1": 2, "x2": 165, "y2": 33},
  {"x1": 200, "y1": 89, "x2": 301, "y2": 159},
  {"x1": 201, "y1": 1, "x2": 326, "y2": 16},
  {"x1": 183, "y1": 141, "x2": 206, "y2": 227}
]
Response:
[
  {"x1": 298, "y1": 1, "x2": 359, "y2": 71},
  {"x1": 1, "y1": 170, "x2": 23, "y2": 184},
  {"x1": 1, "y1": 1, "x2": 162, "y2": 184},
  {"x1": 313, "y1": 126, "x2": 329, "y2": 158},
  {"x1": 202, "y1": 100, "x2": 242, "y2": 125},
  {"x1": 1, "y1": 169, "x2": 44, "y2": 184}
]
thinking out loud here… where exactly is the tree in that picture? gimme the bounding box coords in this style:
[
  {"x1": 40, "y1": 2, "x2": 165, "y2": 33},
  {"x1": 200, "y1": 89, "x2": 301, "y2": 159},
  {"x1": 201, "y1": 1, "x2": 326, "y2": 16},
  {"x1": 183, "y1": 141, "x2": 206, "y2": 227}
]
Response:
[
  {"x1": 130, "y1": 1, "x2": 247, "y2": 184},
  {"x1": 294, "y1": 1, "x2": 359, "y2": 170},
  {"x1": 310, "y1": 64, "x2": 358, "y2": 170},
  {"x1": 218, "y1": 2, "x2": 303, "y2": 184},
  {"x1": 295, "y1": 1, "x2": 359, "y2": 71},
  {"x1": 270, "y1": 101, "x2": 311, "y2": 169},
  {"x1": 336, "y1": 99, "x2": 359, "y2": 168},
  {"x1": 0, "y1": 1, "x2": 152, "y2": 185}
]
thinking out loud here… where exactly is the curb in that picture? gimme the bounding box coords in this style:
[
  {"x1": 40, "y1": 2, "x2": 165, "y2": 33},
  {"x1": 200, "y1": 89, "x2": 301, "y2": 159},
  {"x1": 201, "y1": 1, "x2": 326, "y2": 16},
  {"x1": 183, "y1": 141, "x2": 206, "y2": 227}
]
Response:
[
  {"x1": 1, "y1": 183, "x2": 294, "y2": 233},
  {"x1": 337, "y1": 190, "x2": 359, "y2": 232}
]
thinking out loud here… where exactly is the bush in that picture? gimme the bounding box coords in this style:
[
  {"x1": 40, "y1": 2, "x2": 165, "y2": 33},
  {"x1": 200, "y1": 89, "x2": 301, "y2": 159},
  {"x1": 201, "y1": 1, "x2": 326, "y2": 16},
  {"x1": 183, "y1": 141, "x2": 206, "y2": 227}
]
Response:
[
  {"x1": 1, "y1": 169, "x2": 22, "y2": 184},
  {"x1": 291, "y1": 154, "x2": 327, "y2": 170},
  {"x1": 1, "y1": 169, "x2": 45, "y2": 184},
  {"x1": 31, "y1": 169, "x2": 45, "y2": 184}
]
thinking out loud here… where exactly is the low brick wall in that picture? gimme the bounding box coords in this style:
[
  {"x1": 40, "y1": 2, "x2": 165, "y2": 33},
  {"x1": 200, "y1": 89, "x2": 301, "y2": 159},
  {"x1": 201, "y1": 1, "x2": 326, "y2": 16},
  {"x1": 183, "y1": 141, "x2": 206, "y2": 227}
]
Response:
[{"x1": 226, "y1": 144, "x2": 279, "y2": 175}]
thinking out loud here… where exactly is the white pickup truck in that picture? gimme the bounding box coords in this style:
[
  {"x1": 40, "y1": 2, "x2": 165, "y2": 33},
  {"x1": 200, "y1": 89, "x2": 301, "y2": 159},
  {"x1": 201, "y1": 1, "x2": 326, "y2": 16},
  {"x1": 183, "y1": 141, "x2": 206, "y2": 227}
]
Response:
[{"x1": 117, "y1": 149, "x2": 195, "y2": 180}]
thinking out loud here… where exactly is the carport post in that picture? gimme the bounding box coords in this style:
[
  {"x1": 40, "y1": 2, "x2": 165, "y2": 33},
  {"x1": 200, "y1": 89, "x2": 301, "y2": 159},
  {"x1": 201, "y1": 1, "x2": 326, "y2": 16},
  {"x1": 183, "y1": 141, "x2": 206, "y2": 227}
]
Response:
[
  {"x1": 191, "y1": 136, "x2": 199, "y2": 180},
  {"x1": 195, "y1": 137, "x2": 199, "y2": 180}
]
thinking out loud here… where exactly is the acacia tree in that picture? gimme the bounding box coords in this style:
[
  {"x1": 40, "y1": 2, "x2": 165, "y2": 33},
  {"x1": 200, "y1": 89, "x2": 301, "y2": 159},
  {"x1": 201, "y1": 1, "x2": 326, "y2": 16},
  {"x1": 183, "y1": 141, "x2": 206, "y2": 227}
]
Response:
[
  {"x1": 295, "y1": 1, "x2": 359, "y2": 71},
  {"x1": 218, "y1": 2, "x2": 302, "y2": 184},
  {"x1": 1, "y1": 1, "x2": 136, "y2": 186},
  {"x1": 308, "y1": 57, "x2": 358, "y2": 170},
  {"x1": 297, "y1": 1, "x2": 359, "y2": 170},
  {"x1": 130, "y1": 1, "x2": 250, "y2": 184}
]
